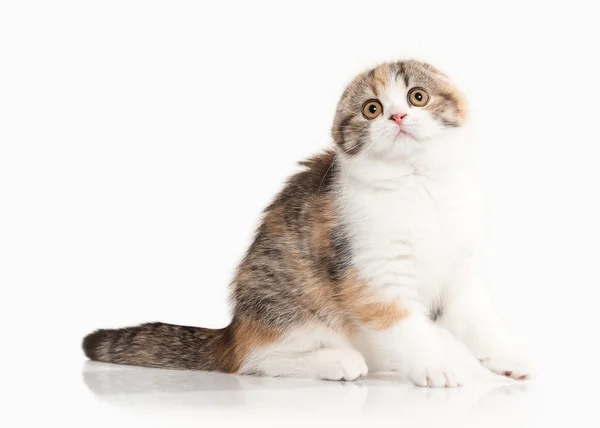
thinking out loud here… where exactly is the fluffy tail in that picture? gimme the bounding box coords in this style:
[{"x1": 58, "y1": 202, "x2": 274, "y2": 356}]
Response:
[{"x1": 82, "y1": 322, "x2": 228, "y2": 371}]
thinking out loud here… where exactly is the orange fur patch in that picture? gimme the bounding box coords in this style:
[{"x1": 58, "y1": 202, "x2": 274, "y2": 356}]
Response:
[
  {"x1": 338, "y1": 271, "x2": 410, "y2": 331},
  {"x1": 221, "y1": 316, "x2": 281, "y2": 373},
  {"x1": 440, "y1": 82, "x2": 468, "y2": 124},
  {"x1": 453, "y1": 89, "x2": 468, "y2": 122},
  {"x1": 372, "y1": 64, "x2": 390, "y2": 93}
]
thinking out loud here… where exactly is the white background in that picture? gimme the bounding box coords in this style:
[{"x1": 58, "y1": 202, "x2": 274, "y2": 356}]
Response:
[{"x1": 1, "y1": 1, "x2": 599, "y2": 427}]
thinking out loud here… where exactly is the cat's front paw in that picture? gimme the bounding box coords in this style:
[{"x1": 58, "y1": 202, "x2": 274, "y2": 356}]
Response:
[
  {"x1": 479, "y1": 350, "x2": 536, "y2": 380},
  {"x1": 406, "y1": 362, "x2": 463, "y2": 388}
]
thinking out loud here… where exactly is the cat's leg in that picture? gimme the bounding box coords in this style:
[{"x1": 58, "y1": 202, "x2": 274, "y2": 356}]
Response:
[
  {"x1": 438, "y1": 275, "x2": 535, "y2": 380},
  {"x1": 351, "y1": 298, "x2": 465, "y2": 388},
  {"x1": 239, "y1": 324, "x2": 368, "y2": 381}
]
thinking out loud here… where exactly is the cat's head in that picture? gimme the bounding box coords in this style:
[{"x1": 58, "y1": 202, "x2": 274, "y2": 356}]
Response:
[{"x1": 332, "y1": 60, "x2": 467, "y2": 159}]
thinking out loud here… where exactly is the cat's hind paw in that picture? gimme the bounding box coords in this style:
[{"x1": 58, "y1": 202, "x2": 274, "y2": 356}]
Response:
[{"x1": 313, "y1": 348, "x2": 369, "y2": 381}]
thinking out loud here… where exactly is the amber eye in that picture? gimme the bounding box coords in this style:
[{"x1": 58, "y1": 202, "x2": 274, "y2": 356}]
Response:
[
  {"x1": 362, "y1": 99, "x2": 383, "y2": 120},
  {"x1": 407, "y1": 88, "x2": 429, "y2": 107}
]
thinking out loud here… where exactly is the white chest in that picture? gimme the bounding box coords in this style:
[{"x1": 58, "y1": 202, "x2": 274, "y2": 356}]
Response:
[{"x1": 338, "y1": 163, "x2": 479, "y2": 306}]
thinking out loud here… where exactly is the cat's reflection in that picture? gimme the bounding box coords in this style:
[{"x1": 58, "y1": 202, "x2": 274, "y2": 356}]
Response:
[
  {"x1": 83, "y1": 361, "x2": 533, "y2": 417},
  {"x1": 83, "y1": 361, "x2": 368, "y2": 413}
]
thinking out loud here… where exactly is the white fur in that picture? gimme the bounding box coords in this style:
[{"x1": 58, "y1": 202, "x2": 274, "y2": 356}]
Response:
[
  {"x1": 239, "y1": 324, "x2": 368, "y2": 381},
  {"x1": 241, "y1": 78, "x2": 534, "y2": 386}
]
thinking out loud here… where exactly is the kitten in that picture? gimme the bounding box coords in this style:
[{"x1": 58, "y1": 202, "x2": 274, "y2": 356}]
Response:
[{"x1": 83, "y1": 60, "x2": 534, "y2": 387}]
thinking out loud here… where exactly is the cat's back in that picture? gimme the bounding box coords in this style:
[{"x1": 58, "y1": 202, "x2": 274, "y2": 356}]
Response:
[{"x1": 231, "y1": 149, "x2": 351, "y2": 327}]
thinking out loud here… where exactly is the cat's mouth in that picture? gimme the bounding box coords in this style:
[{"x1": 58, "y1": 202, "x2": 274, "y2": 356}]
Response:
[{"x1": 394, "y1": 128, "x2": 414, "y2": 140}]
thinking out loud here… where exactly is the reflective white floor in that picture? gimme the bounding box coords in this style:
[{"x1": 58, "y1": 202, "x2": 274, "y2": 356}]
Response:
[{"x1": 80, "y1": 361, "x2": 545, "y2": 427}]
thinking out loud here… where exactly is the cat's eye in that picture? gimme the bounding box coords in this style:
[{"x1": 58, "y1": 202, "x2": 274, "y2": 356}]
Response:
[
  {"x1": 407, "y1": 88, "x2": 429, "y2": 107},
  {"x1": 362, "y1": 99, "x2": 383, "y2": 120}
]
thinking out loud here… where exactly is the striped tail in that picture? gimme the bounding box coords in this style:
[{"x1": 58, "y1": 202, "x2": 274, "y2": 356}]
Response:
[{"x1": 83, "y1": 322, "x2": 227, "y2": 371}]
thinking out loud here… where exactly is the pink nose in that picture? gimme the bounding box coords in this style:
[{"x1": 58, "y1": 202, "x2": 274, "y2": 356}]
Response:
[{"x1": 390, "y1": 113, "x2": 407, "y2": 125}]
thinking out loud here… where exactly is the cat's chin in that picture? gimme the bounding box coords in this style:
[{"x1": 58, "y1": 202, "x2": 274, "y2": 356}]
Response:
[
  {"x1": 370, "y1": 139, "x2": 427, "y2": 160},
  {"x1": 371, "y1": 132, "x2": 464, "y2": 161}
]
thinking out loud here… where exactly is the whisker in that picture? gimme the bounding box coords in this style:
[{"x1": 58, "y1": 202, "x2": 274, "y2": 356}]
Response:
[{"x1": 318, "y1": 153, "x2": 338, "y2": 195}]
